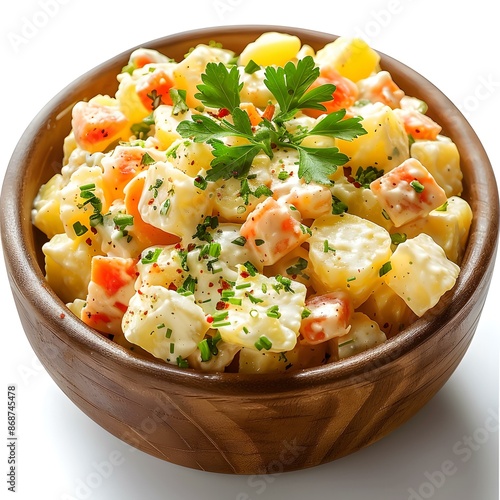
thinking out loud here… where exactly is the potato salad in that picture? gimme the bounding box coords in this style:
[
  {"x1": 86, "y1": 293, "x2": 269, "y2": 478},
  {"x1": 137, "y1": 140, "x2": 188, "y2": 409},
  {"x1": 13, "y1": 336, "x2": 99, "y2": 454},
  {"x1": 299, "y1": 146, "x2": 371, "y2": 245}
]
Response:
[{"x1": 32, "y1": 32, "x2": 472, "y2": 373}]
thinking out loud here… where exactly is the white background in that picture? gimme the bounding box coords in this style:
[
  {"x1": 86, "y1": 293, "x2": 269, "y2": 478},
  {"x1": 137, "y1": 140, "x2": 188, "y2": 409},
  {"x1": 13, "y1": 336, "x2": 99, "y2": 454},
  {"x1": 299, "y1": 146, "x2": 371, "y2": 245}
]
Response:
[{"x1": 1, "y1": 1, "x2": 498, "y2": 499}]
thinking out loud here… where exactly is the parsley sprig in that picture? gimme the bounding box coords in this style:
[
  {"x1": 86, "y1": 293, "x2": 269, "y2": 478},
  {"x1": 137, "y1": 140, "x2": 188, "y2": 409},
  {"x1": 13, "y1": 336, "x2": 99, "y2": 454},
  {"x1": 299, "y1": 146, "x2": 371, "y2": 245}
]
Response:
[{"x1": 177, "y1": 56, "x2": 366, "y2": 185}]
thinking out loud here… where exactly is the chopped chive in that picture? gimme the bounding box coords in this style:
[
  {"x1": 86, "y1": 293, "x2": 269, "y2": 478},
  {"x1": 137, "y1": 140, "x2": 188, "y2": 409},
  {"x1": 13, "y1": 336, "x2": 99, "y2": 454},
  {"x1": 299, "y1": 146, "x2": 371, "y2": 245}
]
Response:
[
  {"x1": 208, "y1": 242, "x2": 221, "y2": 258},
  {"x1": 212, "y1": 321, "x2": 231, "y2": 328},
  {"x1": 255, "y1": 239, "x2": 265, "y2": 246},
  {"x1": 73, "y1": 221, "x2": 88, "y2": 236},
  {"x1": 176, "y1": 356, "x2": 189, "y2": 368},
  {"x1": 212, "y1": 311, "x2": 228, "y2": 322},
  {"x1": 231, "y1": 236, "x2": 247, "y2": 246},
  {"x1": 379, "y1": 261, "x2": 392, "y2": 277},
  {"x1": 249, "y1": 309, "x2": 258, "y2": 318},
  {"x1": 198, "y1": 339, "x2": 212, "y2": 362},
  {"x1": 157, "y1": 323, "x2": 165, "y2": 329},
  {"x1": 435, "y1": 201, "x2": 449, "y2": 212},
  {"x1": 391, "y1": 233, "x2": 407, "y2": 245},
  {"x1": 243, "y1": 261, "x2": 258, "y2": 276},
  {"x1": 266, "y1": 305, "x2": 281, "y2": 319},
  {"x1": 228, "y1": 297, "x2": 242, "y2": 306},
  {"x1": 242, "y1": 326, "x2": 250, "y2": 334},
  {"x1": 278, "y1": 170, "x2": 290, "y2": 180},
  {"x1": 235, "y1": 282, "x2": 251, "y2": 290},
  {"x1": 79, "y1": 183, "x2": 96, "y2": 191},
  {"x1": 221, "y1": 290, "x2": 235, "y2": 299},
  {"x1": 301, "y1": 308, "x2": 311, "y2": 319},
  {"x1": 244, "y1": 59, "x2": 260, "y2": 74},
  {"x1": 165, "y1": 328, "x2": 173, "y2": 338},
  {"x1": 346, "y1": 276, "x2": 356, "y2": 282},
  {"x1": 247, "y1": 294, "x2": 263, "y2": 304},
  {"x1": 169, "y1": 343, "x2": 175, "y2": 354},
  {"x1": 410, "y1": 180, "x2": 425, "y2": 193},
  {"x1": 160, "y1": 199, "x2": 171, "y2": 215},
  {"x1": 323, "y1": 240, "x2": 335, "y2": 253},
  {"x1": 255, "y1": 336, "x2": 272, "y2": 351}
]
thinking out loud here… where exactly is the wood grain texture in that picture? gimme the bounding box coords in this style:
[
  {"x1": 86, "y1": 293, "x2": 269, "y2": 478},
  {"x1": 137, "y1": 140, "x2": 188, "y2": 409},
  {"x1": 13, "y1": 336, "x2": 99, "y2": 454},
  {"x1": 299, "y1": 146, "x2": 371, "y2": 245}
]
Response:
[{"x1": 1, "y1": 26, "x2": 498, "y2": 474}]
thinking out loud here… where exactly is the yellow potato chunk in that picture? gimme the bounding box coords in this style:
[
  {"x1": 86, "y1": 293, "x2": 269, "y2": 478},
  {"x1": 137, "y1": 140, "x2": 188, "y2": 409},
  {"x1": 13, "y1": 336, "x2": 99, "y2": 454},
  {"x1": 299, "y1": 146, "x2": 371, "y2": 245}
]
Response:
[
  {"x1": 358, "y1": 281, "x2": 417, "y2": 338},
  {"x1": 238, "y1": 341, "x2": 329, "y2": 374},
  {"x1": 337, "y1": 312, "x2": 387, "y2": 359},
  {"x1": 32, "y1": 174, "x2": 65, "y2": 239},
  {"x1": 42, "y1": 233, "x2": 102, "y2": 303},
  {"x1": 239, "y1": 32, "x2": 301, "y2": 67},
  {"x1": 396, "y1": 196, "x2": 472, "y2": 264},
  {"x1": 309, "y1": 213, "x2": 392, "y2": 307},
  {"x1": 153, "y1": 105, "x2": 192, "y2": 151},
  {"x1": 314, "y1": 37, "x2": 380, "y2": 82},
  {"x1": 337, "y1": 103, "x2": 409, "y2": 173},
  {"x1": 383, "y1": 233, "x2": 460, "y2": 317},
  {"x1": 122, "y1": 285, "x2": 209, "y2": 364},
  {"x1": 410, "y1": 136, "x2": 463, "y2": 197}
]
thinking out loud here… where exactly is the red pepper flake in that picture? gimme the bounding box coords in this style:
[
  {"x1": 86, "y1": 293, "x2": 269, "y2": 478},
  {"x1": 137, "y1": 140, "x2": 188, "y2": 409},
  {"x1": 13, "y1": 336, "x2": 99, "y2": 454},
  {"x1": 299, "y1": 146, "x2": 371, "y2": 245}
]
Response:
[
  {"x1": 168, "y1": 282, "x2": 178, "y2": 291},
  {"x1": 216, "y1": 301, "x2": 228, "y2": 310},
  {"x1": 91, "y1": 227, "x2": 98, "y2": 234},
  {"x1": 217, "y1": 108, "x2": 230, "y2": 118},
  {"x1": 208, "y1": 282, "x2": 214, "y2": 288},
  {"x1": 147, "y1": 198, "x2": 155, "y2": 205},
  {"x1": 240, "y1": 271, "x2": 250, "y2": 278},
  {"x1": 206, "y1": 315, "x2": 214, "y2": 323},
  {"x1": 85, "y1": 238, "x2": 92, "y2": 246},
  {"x1": 59, "y1": 312, "x2": 66, "y2": 319}
]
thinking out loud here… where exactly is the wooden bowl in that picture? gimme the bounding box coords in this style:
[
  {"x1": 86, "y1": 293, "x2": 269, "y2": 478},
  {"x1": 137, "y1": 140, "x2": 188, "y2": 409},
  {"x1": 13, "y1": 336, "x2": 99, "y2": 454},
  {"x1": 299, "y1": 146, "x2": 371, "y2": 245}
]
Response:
[{"x1": 1, "y1": 26, "x2": 498, "y2": 474}]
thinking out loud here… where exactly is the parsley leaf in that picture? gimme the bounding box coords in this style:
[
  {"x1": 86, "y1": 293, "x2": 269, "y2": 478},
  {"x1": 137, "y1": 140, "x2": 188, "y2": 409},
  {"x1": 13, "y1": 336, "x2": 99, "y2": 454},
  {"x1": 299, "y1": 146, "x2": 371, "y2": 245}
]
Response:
[
  {"x1": 306, "y1": 109, "x2": 367, "y2": 141},
  {"x1": 264, "y1": 56, "x2": 335, "y2": 119},
  {"x1": 205, "y1": 140, "x2": 262, "y2": 181},
  {"x1": 194, "y1": 62, "x2": 242, "y2": 112},
  {"x1": 296, "y1": 146, "x2": 349, "y2": 184}
]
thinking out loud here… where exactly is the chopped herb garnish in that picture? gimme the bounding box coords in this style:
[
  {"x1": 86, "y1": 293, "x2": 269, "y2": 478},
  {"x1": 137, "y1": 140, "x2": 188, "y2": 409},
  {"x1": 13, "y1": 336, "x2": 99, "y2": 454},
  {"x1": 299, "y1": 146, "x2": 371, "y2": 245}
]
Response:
[
  {"x1": 231, "y1": 235, "x2": 247, "y2": 246},
  {"x1": 435, "y1": 201, "x2": 449, "y2": 212},
  {"x1": 141, "y1": 247, "x2": 162, "y2": 264},
  {"x1": 338, "y1": 338, "x2": 355, "y2": 348},
  {"x1": 160, "y1": 199, "x2": 171, "y2": 215},
  {"x1": 244, "y1": 59, "x2": 261, "y2": 74},
  {"x1": 379, "y1": 261, "x2": 392, "y2": 277},
  {"x1": 266, "y1": 305, "x2": 281, "y2": 319},
  {"x1": 73, "y1": 221, "x2": 88, "y2": 237},
  {"x1": 286, "y1": 257, "x2": 308, "y2": 276},
  {"x1": 323, "y1": 240, "x2": 336, "y2": 253},
  {"x1": 176, "y1": 356, "x2": 189, "y2": 368},
  {"x1": 194, "y1": 175, "x2": 208, "y2": 190},
  {"x1": 169, "y1": 88, "x2": 189, "y2": 115},
  {"x1": 331, "y1": 195, "x2": 348, "y2": 215},
  {"x1": 254, "y1": 336, "x2": 273, "y2": 351},
  {"x1": 410, "y1": 180, "x2": 425, "y2": 193},
  {"x1": 198, "y1": 339, "x2": 212, "y2": 362},
  {"x1": 141, "y1": 152, "x2": 156, "y2": 165},
  {"x1": 177, "y1": 56, "x2": 366, "y2": 185},
  {"x1": 192, "y1": 215, "x2": 219, "y2": 242},
  {"x1": 247, "y1": 294, "x2": 263, "y2": 304},
  {"x1": 243, "y1": 261, "x2": 258, "y2": 277},
  {"x1": 391, "y1": 233, "x2": 407, "y2": 245},
  {"x1": 165, "y1": 328, "x2": 173, "y2": 339},
  {"x1": 354, "y1": 166, "x2": 384, "y2": 188}
]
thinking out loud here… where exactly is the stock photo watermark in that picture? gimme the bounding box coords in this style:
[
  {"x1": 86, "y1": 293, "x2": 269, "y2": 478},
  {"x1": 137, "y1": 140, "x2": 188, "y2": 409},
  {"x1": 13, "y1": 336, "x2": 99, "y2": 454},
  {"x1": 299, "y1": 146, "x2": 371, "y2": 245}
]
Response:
[
  {"x1": 7, "y1": 0, "x2": 71, "y2": 53},
  {"x1": 456, "y1": 74, "x2": 500, "y2": 118},
  {"x1": 407, "y1": 408, "x2": 498, "y2": 500}
]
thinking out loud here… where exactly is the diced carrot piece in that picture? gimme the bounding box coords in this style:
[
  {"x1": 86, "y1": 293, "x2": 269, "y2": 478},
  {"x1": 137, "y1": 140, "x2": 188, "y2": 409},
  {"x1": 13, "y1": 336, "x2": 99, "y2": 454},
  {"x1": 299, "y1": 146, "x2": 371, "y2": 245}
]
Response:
[
  {"x1": 136, "y1": 69, "x2": 174, "y2": 111},
  {"x1": 240, "y1": 197, "x2": 310, "y2": 266},
  {"x1": 370, "y1": 158, "x2": 447, "y2": 227},
  {"x1": 394, "y1": 108, "x2": 442, "y2": 140},
  {"x1": 72, "y1": 101, "x2": 129, "y2": 153},
  {"x1": 300, "y1": 291, "x2": 353, "y2": 344},
  {"x1": 101, "y1": 146, "x2": 148, "y2": 205},
  {"x1": 91, "y1": 256, "x2": 138, "y2": 297},
  {"x1": 240, "y1": 102, "x2": 263, "y2": 126}
]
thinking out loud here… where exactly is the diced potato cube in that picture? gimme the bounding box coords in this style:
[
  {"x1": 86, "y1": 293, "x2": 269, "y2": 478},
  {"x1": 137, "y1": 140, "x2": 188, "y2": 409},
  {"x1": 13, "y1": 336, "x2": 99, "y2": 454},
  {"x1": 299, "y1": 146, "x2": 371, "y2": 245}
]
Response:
[
  {"x1": 138, "y1": 161, "x2": 213, "y2": 239},
  {"x1": 153, "y1": 105, "x2": 193, "y2": 151},
  {"x1": 215, "y1": 265, "x2": 307, "y2": 352},
  {"x1": 42, "y1": 233, "x2": 102, "y2": 303},
  {"x1": 396, "y1": 196, "x2": 472, "y2": 264},
  {"x1": 239, "y1": 32, "x2": 301, "y2": 67},
  {"x1": 370, "y1": 158, "x2": 447, "y2": 227},
  {"x1": 337, "y1": 312, "x2": 387, "y2": 359},
  {"x1": 314, "y1": 37, "x2": 380, "y2": 82},
  {"x1": 122, "y1": 285, "x2": 209, "y2": 364},
  {"x1": 265, "y1": 246, "x2": 312, "y2": 287},
  {"x1": 238, "y1": 341, "x2": 330, "y2": 374},
  {"x1": 336, "y1": 103, "x2": 409, "y2": 173},
  {"x1": 309, "y1": 213, "x2": 392, "y2": 307},
  {"x1": 410, "y1": 136, "x2": 463, "y2": 197},
  {"x1": 383, "y1": 233, "x2": 460, "y2": 317},
  {"x1": 240, "y1": 197, "x2": 311, "y2": 266},
  {"x1": 31, "y1": 173, "x2": 65, "y2": 239},
  {"x1": 358, "y1": 281, "x2": 417, "y2": 338}
]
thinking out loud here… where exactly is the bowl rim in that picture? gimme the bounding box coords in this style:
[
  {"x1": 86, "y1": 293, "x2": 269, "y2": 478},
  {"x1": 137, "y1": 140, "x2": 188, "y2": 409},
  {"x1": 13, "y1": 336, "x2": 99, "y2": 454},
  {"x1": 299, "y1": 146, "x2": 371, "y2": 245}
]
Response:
[{"x1": 1, "y1": 24, "x2": 499, "y2": 395}]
